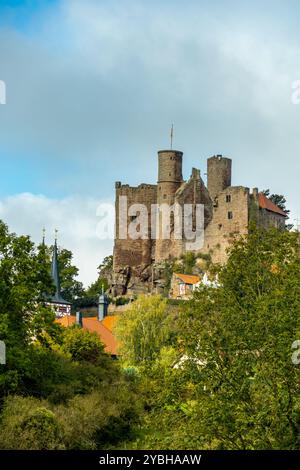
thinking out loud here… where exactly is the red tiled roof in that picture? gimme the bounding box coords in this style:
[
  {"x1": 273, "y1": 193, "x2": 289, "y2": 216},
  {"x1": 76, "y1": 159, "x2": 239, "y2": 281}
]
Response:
[
  {"x1": 102, "y1": 315, "x2": 118, "y2": 332},
  {"x1": 57, "y1": 316, "x2": 76, "y2": 327},
  {"x1": 174, "y1": 273, "x2": 200, "y2": 285},
  {"x1": 258, "y1": 193, "x2": 287, "y2": 217},
  {"x1": 82, "y1": 317, "x2": 118, "y2": 356},
  {"x1": 56, "y1": 315, "x2": 118, "y2": 356}
]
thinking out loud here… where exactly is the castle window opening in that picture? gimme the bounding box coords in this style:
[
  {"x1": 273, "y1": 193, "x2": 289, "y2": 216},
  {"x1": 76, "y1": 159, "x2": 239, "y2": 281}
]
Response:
[
  {"x1": 226, "y1": 195, "x2": 231, "y2": 203},
  {"x1": 228, "y1": 211, "x2": 233, "y2": 220},
  {"x1": 170, "y1": 212, "x2": 174, "y2": 229}
]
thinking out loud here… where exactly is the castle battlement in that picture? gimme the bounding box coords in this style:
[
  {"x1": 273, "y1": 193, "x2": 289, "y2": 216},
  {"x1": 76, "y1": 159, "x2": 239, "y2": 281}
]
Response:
[{"x1": 112, "y1": 148, "x2": 287, "y2": 295}]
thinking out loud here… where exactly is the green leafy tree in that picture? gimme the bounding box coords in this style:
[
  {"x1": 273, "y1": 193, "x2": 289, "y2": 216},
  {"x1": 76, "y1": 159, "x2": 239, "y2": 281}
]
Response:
[
  {"x1": 61, "y1": 326, "x2": 107, "y2": 364},
  {"x1": 0, "y1": 220, "x2": 57, "y2": 396},
  {"x1": 0, "y1": 220, "x2": 141, "y2": 450},
  {"x1": 0, "y1": 397, "x2": 63, "y2": 450},
  {"x1": 179, "y1": 227, "x2": 300, "y2": 449},
  {"x1": 85, "y1": 277, "x2": 108, "y2": 298},
  {"x1": 75, "y1": 255, "x2": 112, "y2": 308},
  {"x1": 181, "y1": 252, "x2": 196, "y2": 274},
  {"x1": 128, "y1": 228, "x2": 300, "y2": 450},
  {"x1": 37, "y1": 242, "x2": 85, "y2": 304},
  {"x1": 85, "y1": 255, "x2": 113, "y2": 298},
  {"x1": 56, "y1": 248, "x2": 85, "y2": 303},
  {"x1": 115, "y1": 295, "x2": 171, "y2": 364},
  {"x1": 41, "y1": 245, "x2": 84, "y2": 304},
  {"x1": 98, "y1": 255, "x2": 113, "y2": 276},
  {"x1": 263, "y1": 189, "x2": 290, "y2": 214},
  {"x1": 0, "y1": 388, "x2": 141, "y2": 450}
]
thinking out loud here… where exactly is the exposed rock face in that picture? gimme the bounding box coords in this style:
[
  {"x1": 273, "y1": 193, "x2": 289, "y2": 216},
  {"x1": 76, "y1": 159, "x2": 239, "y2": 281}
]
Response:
[{"x1": 112, "y1": 266, "x2": 131, "y2": 296}]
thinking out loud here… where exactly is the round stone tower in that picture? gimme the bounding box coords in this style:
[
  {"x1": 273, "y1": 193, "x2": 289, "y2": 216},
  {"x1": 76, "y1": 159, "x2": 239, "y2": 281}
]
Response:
[
  {"x1": 207, "y1": 155, "x2": 232, "y2": 201},
  {"x1": 157, "y1": 150, "x2": 183, "y2": 205},
  {"x1": 155, "y1": 150, "x2": 183, "y2": 263}
]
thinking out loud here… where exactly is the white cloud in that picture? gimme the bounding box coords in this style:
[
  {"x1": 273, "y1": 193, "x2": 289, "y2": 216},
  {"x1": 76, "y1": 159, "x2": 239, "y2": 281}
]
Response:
[
  {"x1": 0, "y1": 193, "x2": 114, "y2": 286},
  {"x1": 0, "y1": 0, "x2": 299, "y2": 224}
]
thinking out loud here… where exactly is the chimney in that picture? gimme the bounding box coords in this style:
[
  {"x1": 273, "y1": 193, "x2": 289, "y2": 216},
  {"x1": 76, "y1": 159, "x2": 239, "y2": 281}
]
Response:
[{"x1": 75, "y1": 311, "x2": 83, "y2": 327}]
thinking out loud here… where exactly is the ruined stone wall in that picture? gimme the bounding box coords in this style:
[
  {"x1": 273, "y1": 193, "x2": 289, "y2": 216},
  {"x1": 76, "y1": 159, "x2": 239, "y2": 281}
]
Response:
[
  {"x1": 201, "y1": 186, "x2": 250, "y2": 264},
  {"x1": 173, "y1": 168, "x2": 213, "y2": 258},
  {"x1": 113, "y1": 182, "x2": 157, "y2": 294},
  {"x1": 207, "y1": 155, "x2": 232, "y2": 201},
  {"x1": 112, "y1": 148, "x2": 287, "y2": 295},
  {"x1": 170, "y1": 274, "x2": 183, "y2": 299},
  {"x1": 258, "y1": 210, "x2": 286, "y2": 229},
  {"x1": 250, "y1": 190, "x2": 286, "y2": 230}
]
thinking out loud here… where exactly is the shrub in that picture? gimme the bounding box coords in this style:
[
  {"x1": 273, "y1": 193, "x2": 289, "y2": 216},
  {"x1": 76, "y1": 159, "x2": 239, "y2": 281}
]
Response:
[{"x1": 0, "y1": 396, "x2": 63, "y2": 450}]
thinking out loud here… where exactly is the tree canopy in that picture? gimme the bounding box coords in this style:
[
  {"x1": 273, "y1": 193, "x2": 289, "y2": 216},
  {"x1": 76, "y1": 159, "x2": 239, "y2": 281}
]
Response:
[
  {"x1": 1, "y1": 218, "x2": 300, "y2": 450},
  {"x1": 0, "y1": 220, "x2": 140, "y2": 449},
  {"x1": 114, "y1": 228, "x2": 300, "y2": 449},
  {"x1": 263, "y1": 189, "x2": 290, "y2": 215}
]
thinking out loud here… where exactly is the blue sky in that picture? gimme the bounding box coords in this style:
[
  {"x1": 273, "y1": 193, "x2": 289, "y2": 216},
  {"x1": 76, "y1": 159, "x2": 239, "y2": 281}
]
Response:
[{"x1": 1, "y1": 0, "x2": 300, "y2": 284}]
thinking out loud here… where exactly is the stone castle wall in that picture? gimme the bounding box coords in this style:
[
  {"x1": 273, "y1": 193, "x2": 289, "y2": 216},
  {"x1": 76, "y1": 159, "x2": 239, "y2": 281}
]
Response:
[
  {"x1": 207, "y1": 155, "x2": 232, "y2": 201},
  {"x1": 201, "y1": 186, "x2": 250, "y2": 264},
  {"x1": 112, "y1": 149, "x2": 287, "y2": 294},
  {"x1": 173, "y1": 168, "x2": 213, "y2": 259},
  {"x1": 113, "y1": 182, "x2": 157, "y2": 295}
]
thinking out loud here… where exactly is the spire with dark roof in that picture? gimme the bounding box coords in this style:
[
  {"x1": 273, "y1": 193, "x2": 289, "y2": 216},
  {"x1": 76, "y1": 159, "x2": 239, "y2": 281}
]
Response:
[
  {"x1": 51, "y1": 236, "x2": 60, "y2": 300},
  {"x1": 50, "y1": 231, "x2": 71, "y2": 306}
]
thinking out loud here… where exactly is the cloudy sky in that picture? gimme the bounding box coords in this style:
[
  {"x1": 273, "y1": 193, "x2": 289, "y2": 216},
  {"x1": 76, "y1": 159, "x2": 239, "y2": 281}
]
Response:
[{"x1": 1, "y1": 0, "x2": 300, "y2": 285}]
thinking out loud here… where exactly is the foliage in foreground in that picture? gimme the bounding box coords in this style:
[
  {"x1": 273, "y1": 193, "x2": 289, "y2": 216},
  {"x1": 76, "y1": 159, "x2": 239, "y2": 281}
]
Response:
[
  {"x1": 114, "y1": 295, "x2": 176, "y2": 364},
  {"x1": 117, "y1": 228, "x2": 300, "y2": 449},
  {"x1": 0, "y1": 383, "x2": 140, "y2": 450},
  {"x1": 176, "y1": 228, "x2": 300, "y2": 449},
  {"x1": 0, "y1": 220, "x2": 140, "y2": 449},
  {"x1": 1, "y1": 219, "x2": 300, "y2": 450}
]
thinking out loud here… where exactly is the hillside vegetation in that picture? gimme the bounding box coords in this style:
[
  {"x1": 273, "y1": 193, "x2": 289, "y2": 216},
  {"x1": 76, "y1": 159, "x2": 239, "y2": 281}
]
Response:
[{"x1": 0, "y1": 220, "x2": 299, "y2": 449}]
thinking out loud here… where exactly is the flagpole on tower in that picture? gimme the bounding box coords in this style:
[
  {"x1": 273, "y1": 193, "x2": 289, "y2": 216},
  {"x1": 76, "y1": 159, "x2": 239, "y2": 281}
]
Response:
[{"x1": 170, "y1": 123, "x2": 174, "y2": 150}]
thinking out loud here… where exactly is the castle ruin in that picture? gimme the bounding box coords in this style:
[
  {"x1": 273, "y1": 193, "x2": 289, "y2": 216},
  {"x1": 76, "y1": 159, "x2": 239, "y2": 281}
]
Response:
[{"x1": 112, "y1": 149, "x2": 287, "y2": 295}]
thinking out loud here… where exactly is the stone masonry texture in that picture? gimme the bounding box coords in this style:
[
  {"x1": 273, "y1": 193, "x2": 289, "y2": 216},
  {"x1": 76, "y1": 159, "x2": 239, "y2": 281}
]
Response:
[{"x1": 112, "y1": 149, "x2": 287, "y2": 295}]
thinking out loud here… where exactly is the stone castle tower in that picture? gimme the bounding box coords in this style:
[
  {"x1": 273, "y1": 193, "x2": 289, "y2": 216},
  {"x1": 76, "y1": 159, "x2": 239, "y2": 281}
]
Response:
[
  {"x1": 156, "y1": 150, "x2": 183, "y2": 262},
  {"x1": 112, "y1": 147, "x2": 287, "y2": 295},
  {"x1": 207, "y1": 155, "x2": 232, "y2": 201}
]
